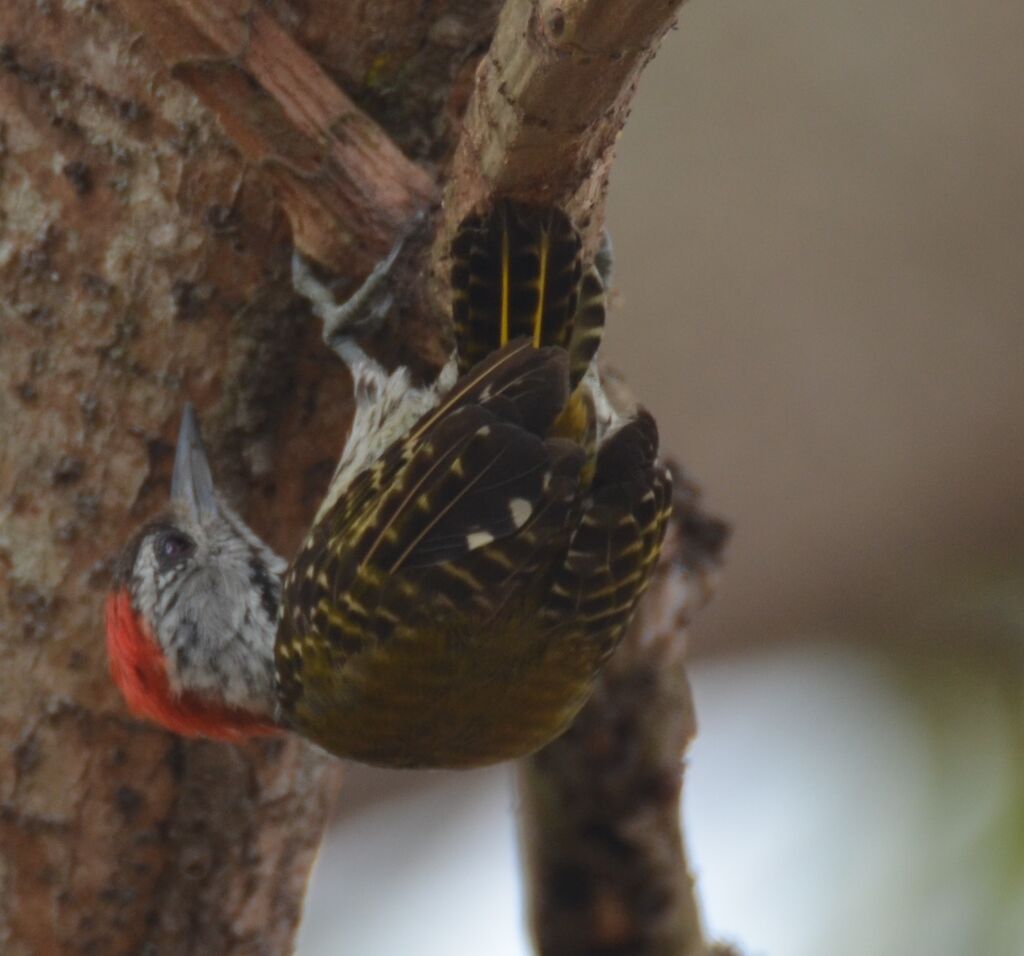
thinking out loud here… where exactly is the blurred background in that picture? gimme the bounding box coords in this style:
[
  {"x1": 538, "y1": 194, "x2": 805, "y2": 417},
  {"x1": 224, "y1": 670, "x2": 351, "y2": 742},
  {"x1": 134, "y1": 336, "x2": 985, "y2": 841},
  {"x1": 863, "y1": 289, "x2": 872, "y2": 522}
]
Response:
[{"x1": 298, "y1": 0, "x2": 1024, "y2": 952}]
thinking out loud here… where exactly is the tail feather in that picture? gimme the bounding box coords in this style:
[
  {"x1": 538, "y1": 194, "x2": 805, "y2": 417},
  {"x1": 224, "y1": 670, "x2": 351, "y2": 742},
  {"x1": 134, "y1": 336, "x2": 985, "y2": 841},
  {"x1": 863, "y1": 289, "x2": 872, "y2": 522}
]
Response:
[
  {"x1": 453, "y1": 201, "x2": 603, "y2": 387},
  {"x1": 566, "y1": 266, "x2": 606, "y2": 389}
]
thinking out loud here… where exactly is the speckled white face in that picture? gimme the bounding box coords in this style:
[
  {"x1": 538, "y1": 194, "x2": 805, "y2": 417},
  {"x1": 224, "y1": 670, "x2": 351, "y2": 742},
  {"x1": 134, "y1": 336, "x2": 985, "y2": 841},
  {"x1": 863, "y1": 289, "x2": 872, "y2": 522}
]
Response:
[{"x1": 126, "y1": 498, "x2": 285, "y2": 717}]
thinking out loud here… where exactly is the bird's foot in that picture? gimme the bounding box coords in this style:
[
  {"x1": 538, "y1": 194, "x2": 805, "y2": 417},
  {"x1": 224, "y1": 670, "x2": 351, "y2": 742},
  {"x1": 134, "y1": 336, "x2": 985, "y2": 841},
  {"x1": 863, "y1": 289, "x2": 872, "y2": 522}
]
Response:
[{"x1": 291, "y1": 224, "x2": 412, "y2": 354}]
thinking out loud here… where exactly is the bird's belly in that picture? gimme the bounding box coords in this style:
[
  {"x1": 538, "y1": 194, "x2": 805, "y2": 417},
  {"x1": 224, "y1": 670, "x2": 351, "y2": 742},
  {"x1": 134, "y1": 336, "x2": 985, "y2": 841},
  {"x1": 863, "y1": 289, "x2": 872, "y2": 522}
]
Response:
[{"x1": 288, "y1": 616, "x2": 598, "y2": 769}]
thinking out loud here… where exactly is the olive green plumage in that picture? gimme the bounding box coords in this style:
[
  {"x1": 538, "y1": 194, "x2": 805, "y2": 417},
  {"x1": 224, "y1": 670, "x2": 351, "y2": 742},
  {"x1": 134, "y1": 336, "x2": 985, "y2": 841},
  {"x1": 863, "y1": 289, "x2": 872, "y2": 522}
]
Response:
[{"x1": 275, "y1": 201, "x2": 671, "y2": 768}]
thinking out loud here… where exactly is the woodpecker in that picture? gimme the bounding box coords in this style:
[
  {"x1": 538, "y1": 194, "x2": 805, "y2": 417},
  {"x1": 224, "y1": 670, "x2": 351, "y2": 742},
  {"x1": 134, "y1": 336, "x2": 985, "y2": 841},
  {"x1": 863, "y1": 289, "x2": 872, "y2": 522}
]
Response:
[{"x1": 106, "y1": 201, "x2": 672, "y2": 767}]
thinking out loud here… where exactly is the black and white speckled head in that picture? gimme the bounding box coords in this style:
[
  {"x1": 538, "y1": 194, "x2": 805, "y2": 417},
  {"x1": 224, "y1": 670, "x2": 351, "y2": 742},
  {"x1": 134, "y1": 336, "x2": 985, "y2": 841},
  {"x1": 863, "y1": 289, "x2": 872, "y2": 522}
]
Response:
[{"x1": 115, "y1": 406, "x2": 285, "y2": 719}]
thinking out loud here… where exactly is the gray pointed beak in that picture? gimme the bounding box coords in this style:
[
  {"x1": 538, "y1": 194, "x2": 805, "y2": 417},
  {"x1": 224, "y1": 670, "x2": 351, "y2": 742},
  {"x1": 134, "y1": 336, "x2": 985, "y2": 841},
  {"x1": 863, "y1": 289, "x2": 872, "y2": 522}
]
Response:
[{"x1": 171, "y1": 403, "x2": 219, "y2": 522}]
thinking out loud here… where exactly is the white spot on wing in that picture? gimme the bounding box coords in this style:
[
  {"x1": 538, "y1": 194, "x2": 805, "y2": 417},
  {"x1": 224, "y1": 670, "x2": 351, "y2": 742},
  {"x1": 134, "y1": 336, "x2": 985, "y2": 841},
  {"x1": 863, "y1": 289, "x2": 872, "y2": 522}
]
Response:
[
  {"x1": 509, "y1": 497, "x2": 532, "y2": 528},
  {"x1": 466, "y1": 530, "x2": 495, "y2": 550}
]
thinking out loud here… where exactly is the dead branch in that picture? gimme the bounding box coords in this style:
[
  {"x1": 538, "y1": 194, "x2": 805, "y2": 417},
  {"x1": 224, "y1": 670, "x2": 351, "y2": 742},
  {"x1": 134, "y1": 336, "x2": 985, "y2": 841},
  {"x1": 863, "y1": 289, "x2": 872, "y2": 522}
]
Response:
[
  {"x1": 521, "y1": 468, "x2": 730, "y2": 956},
  {"x1": 436, "y1": 11, "x2": 737, "y2": 946},
  {"x1": 438, "y1": 0, "x2": 688, "y2": 265}
]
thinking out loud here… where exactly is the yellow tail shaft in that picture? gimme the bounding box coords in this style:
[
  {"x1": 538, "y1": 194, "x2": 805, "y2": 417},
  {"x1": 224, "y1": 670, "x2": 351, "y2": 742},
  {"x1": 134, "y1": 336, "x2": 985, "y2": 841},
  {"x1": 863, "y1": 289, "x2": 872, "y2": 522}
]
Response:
[{"x1": 451, "y1": 201, "x2": 605, "y2": 388}]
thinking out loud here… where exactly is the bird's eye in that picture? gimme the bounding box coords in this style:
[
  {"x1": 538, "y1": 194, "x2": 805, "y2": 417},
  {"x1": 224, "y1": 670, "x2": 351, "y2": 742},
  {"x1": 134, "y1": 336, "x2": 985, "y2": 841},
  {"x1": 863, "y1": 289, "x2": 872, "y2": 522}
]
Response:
[{"x1": 157, "y1": 531, "x2": 194, "y2": 565}]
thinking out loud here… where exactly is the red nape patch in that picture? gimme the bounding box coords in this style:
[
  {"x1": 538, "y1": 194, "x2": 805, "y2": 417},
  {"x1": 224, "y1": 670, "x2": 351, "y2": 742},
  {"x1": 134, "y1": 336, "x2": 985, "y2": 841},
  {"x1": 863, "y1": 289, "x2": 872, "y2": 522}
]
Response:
[{"x1": 105, "y1": 589, "x2": 279, "y2": 742}]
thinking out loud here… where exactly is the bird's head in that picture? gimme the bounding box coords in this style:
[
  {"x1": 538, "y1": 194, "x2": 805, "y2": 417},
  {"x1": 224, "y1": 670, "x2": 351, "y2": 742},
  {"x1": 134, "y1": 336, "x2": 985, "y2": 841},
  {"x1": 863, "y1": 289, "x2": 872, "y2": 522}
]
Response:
[{"x1": 105, "y1": 405, "x2": 285, "y2": 741}]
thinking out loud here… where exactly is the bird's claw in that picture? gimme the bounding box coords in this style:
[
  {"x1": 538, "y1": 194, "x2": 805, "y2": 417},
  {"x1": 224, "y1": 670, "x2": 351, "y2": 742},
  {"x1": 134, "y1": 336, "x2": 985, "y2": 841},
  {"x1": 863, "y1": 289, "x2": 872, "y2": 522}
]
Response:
[{"x1": 291, "y1": 227, "x2": 410, "y2": 353}]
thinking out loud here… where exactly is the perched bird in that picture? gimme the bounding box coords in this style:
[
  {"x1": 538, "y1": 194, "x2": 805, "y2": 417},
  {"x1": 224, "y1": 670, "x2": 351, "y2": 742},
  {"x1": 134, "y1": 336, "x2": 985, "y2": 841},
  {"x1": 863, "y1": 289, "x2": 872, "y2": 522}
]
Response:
[{"x1": 106, "y1": 201, "x2": 672, "y2": 767}]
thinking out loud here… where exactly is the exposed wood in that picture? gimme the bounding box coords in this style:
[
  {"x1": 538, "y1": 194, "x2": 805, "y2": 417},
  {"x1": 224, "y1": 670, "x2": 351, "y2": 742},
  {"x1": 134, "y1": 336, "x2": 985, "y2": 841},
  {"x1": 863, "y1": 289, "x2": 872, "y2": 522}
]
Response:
[{"x1": 114, "y1": 0, "x2": 435, "y2": 274}]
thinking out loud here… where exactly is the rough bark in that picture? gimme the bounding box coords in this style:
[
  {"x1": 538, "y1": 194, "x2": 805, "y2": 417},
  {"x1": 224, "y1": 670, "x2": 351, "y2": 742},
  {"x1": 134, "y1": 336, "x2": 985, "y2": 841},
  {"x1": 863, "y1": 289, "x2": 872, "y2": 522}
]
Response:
[
  {"x1": 113, "y1": 0, "x2": 436, "y2": 276},
  {"x1": 0, "y1": 1, "x2": 353, "y2": 951},
  {"x1": 0, "y1": 0, "x2": 715, "y2": 953}
]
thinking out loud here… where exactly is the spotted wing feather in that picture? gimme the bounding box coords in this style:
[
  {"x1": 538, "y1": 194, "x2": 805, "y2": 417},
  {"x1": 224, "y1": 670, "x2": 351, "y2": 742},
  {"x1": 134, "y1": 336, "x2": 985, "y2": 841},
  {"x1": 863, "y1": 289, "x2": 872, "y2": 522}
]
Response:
[{"x1": 276, "y1": 342, "x2": 582, "y2": 712}]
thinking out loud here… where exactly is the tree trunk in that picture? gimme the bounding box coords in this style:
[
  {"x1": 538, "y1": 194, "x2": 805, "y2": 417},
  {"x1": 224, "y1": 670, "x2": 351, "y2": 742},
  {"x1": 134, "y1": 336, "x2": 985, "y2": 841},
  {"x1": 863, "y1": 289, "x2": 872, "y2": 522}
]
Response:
[
  {"x1": 0, "y1": 1, "x2": 721, "y2": 952},
  {"x1": 0, "y1": 2, "x2": 354, "y2": 950}
]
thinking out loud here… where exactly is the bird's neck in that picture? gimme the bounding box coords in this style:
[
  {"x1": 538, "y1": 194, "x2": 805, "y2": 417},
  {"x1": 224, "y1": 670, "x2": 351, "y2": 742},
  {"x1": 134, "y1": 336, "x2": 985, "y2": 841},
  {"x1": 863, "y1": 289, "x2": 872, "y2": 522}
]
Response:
[
  {"x1": 106, "y1": 589, "x2": 280, "y2": 741},
  {"x1": 313, "y1": 343, "x2": 458, "y2": 524}
]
